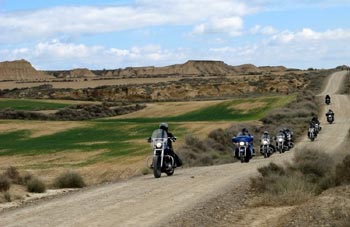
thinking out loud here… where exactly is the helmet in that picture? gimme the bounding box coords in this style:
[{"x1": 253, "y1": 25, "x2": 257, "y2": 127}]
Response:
[
  {"x1": 242, "y1": 128, "x2": 248, "y2": 133},
  {"x1": 329, "y1": 109, "x2": 332, "y2": 112},
  {"x1": 159, "y1": 122, "x2": 168, "y2": 131},
  {"x1": 263, "y1": 131, "x2": 268, "y2": 134}
]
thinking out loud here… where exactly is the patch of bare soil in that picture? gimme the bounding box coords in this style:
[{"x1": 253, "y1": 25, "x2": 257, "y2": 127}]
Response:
[
  {"x1": 112, "y1": 100, "x2": 225, "y2": 119},
  {"x1": 0, "y1": 120, "x2": 89, "y2": 138}
]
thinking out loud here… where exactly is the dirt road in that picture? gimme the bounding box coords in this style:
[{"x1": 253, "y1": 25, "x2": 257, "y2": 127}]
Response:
[{"x1": 0, "y1": 71, "x2": 348, "y2": 227}]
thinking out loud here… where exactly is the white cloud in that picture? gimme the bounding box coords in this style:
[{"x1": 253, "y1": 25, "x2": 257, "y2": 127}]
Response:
[
  {"x1": 250, "y1": 25, "x2": 278, "y2": 35},
  {"x1": 0, "y1": 40, "x2": 188, "y2": 69},
  {"x1": 0, "y1": 0, "x2": 256, "y2": 44},
  {"x1": 271, "y1": 28, "x2": 350, "y2": 43},
  {"x1": 191, "y1": 16, "x2": 243, "y2": 36},
  {"x1": 210, "y1": 28, "x2": 350, "y2": 68}
]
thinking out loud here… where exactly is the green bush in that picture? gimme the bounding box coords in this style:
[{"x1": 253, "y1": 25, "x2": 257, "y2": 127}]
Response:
[
  {"x1": 26, "y1": 177, "x2": 46, "y2": 193},
  {"x1": 0, "y1": 175, "x2": 11, "y2": 192},
  {"x1": 54, "y1": 171, "x2": 86, "y2": 188}
]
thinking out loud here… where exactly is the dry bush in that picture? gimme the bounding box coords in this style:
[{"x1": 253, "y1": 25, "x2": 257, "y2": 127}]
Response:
[
  {"x1": 335, "y1": 154, "x2": 350, "y2": 185},
  {"x1": 54, "y1": 171, "x2": 86, "y2": 188},
  {"x1": 251, "y1": 149, "x2": 338, "y2": 206},
  {"x1": 26, "y1": 177, "x2": 46, "y2": 193},
  {"x1": 293, "y1": 149, "x2": 333, "y2": 179},
  {"x1": 0, "y1": 191, "x2": 11, "y2": 202},
  {"x1": 5, "y1": 166, "x2": 22, "y2": 184},
  {"x1": 0, "y1": 175, "x2": 11, "y2": 192},
  {"x1": 257, "y1": 162, "x2": 285, "y2": 177}
]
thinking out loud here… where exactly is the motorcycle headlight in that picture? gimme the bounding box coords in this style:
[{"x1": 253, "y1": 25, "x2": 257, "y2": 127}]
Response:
[
  {"x1": 156, "y1": 142, "x2": 162, "y2": 148},
  {"x1": 262, "y1": 140, "x2": 268, "y2": 145},
  {"x1": 278, "y1": 138, "x2": 283, "y2": 142},
  {"x1": 239, "y1": 141, "x2": 245, "y2": 146}
]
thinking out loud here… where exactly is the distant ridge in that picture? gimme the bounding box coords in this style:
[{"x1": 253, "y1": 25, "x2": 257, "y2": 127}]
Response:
[
  {"x1": 0, "y1": 59, "x2": 53, "y2": 81},
  {"x1": 94, "y1": 60, "x2": 288, "y2": 78},
  {"x1": 0, "y1": 59, "x2": 289, "y2": 80}
]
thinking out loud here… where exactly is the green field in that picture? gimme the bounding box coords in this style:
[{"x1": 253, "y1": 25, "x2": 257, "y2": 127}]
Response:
[
  {"x1": 0, "y1": 95, "x2": 295, "y2": 168},
  {"x1": 0, "y1": 99, "x2": 70, "y2": 111}
]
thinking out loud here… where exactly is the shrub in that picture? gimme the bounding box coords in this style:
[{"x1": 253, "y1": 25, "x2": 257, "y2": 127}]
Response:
[
  {"x1": 335, "y1": 154, "x2": 350, "y2": 185},
  {"x1": 26, "y1": 177, "x2": 46, "y2": 193},
  {"x1": 0, "y1": 175, "x2": 11, "y2": 192},
  {"x1": 5, "y1": 166, "x2": 20, "y2": 183},
  {"x1": 54, "y1": 171, "x2": 86, "y2": 188},
  {"x1": 293, "y1": 149, "x2": 333, "y2": 179},
  {"x1": 0, "y1": 192, "x2": 11, "y2": 202},
  {"x1": 257, "y1": 162, "x2": 285, "y2": 177}
]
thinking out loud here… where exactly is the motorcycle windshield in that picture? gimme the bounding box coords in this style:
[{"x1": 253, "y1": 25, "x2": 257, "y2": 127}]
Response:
[
  {"x1": 232, "y1": 135, "x2": 253, "y2": 143},
  {"x1": 151, "y1": 129, "x2": 168, "y2": 147}
]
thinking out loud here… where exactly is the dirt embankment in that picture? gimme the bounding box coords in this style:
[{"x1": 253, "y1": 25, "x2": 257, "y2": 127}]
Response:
[{"x1": 0, "y1": 71, "x2": 348, "y2": 227}]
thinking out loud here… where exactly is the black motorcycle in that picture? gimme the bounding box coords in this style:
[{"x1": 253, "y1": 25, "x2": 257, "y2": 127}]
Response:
[
  {"x1": 308, "y1": 127, "x2": 316, "y2": 141},
  {"x1": 326, "y1": 114, "x2": 334, "y2": 124},
  {"x1": 149, "y1": 129, "x2": 176, "y2": 178}
]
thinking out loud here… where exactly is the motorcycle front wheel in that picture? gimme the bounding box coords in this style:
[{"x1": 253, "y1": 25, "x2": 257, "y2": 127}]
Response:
[
  {"x1": 153, "y1": 155, "x2": 162, "y2": 178},
  {"x1": 166, "y1": 169, "x2": 174, "y2": 176}
]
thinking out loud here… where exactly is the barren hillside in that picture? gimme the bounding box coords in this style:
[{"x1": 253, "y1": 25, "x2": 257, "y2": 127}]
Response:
[{"x1": 0, "y1": 60, "x2": 53, "y2": 81}]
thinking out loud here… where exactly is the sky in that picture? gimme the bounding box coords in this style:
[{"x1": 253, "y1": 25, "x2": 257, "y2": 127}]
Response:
[{"x1": 0, "y1": 0, "x2": 350, "y2": 70}]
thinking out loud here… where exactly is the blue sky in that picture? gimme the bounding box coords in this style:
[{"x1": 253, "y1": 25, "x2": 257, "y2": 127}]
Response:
[{"x1": 1, "y1": 0, "x2": 350, "y2": 70}]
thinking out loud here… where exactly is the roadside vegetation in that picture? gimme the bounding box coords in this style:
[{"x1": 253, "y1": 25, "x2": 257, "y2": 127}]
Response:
[
  {"x1": 0, "y1": 166, "x2": 86, "y2": 203},
  {"x1": 0, "y1": 166, "x2": 47, "y2": 202}
]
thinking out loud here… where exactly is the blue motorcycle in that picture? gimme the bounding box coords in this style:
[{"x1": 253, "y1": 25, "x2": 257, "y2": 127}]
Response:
[{"x1": 232, "y1": 135, "x2": 254, "y2": 163}]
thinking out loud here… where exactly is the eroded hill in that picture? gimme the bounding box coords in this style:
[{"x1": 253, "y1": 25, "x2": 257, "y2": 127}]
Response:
[{"x1": 0, "y1": 60, "x2": 53, "y2": 81}]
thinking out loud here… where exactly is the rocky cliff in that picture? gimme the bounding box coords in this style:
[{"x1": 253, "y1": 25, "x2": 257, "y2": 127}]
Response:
[{"x1": 0, "y1": 59, "x2": 53, "y2": 81}]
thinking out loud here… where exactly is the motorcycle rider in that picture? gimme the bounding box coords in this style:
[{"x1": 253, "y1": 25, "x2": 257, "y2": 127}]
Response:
[
  {"x1": 326, "y1": 109, "x2": 334, "y2": 117},
  {"x1": 275, "y1": 129, "x2": 287, "y2": 149},
  {"x1": 308, "y1": 120, "x2": 317, "y2": 138},
  {"x1": 325, "y1": 109, "x2": 335, "y2": 121},
  {"x1": 325, "y1": 94, "x2": 331, "y2": 104},
  {"x1": 158, "y1": 122, "x2": 182, "y2": 167},
  {"x1": 311, "y1": 116, "x2": 321, "y2": 134},
  {"x1": 283, "y1": 128, "x2": 294, "y2": 148}
]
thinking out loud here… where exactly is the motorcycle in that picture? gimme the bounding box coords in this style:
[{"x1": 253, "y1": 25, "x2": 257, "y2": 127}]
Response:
[
  {"x1": 275, "y1": 134, "x2": 287, "y2": 153},
  {"x1": 308, "y1": 127, "x2": 316, "y2": 141},
  {"x1": 285, "y1": 132, "x2": 294, "y2": 149},
  {"x1": 314, "y1": 123, "x2": 322, "y2": 134},
  {"x1": 149, "y1": 129, "x2": 176, "y2": 178},
  {"x1": 260, "y1": 137, "x2": 273, "y2": 158},
  {"x1": 326, "y1": 114, "x2": 334, "y2": 124},
  {"x1": 232, "y1": 135, "x2": 254, "y2": 163},
  {"x1": 325, "y1": 98, "x2": 331, "y2": 105}
]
